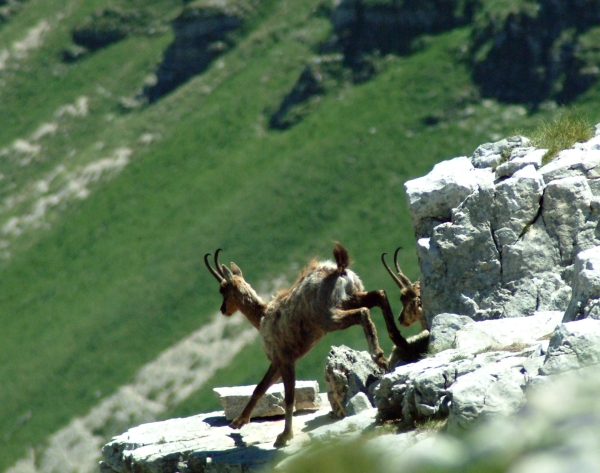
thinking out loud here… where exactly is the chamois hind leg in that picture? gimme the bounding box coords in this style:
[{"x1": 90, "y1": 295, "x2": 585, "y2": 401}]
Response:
[
  {"x1": 274, "y1": 362, "x2": 295, "y2": 448},
  {"x1": 343, "y1": 290, "x2": 409, "y2": 352},
  {"x1": 328, "y1": 307, "x2": 388, "y2": 370},
  {"x1": 231, "y1": 363, "x2": 280, "y2": 429}
]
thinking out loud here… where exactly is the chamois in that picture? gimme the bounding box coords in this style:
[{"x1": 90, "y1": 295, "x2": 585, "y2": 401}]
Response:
[
  {"x1": 381, "y1": 247, "x2": 429, "y2": 367},
  {"x1": 205, "y1": 243, "x2": 409, "y2": 447}
]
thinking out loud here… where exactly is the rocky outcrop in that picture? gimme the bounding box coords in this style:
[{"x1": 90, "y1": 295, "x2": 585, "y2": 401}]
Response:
[
  {"x1": 100, "y1": 401, "x2": 326, "y2": 473},
  {"x1": 145, "y1": 0, "x2": 252, "y2": 101},
  {"x1": 331, "y1": 0, "x2": 475, "y2": 59},
  {"x1": 323, "y1": 345, "x2": 383, "y2": 418},
  {"x1": 374, "y1": 311, "x2": 556, "y2": 427},
  {"x1": 71, "y1": 8, "x2": 166, "y2": 51},
  {"x1": 406, "y1": 129, "x2": 600, "y2": 327},
  {"x1": 270, "y1": 0, "x2": 477, "y2": 130},
  {"x1": 468, "y1": 0, "x2": 600, "y2": 104}
]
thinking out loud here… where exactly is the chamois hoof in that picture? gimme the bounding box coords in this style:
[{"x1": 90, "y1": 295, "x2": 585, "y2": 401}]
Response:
[
  {"x1": 373, "y1": 351, "x2": 389, "y2": 371},
  {"x1": 230, "y1": 415, "x2": 249, "y2": 429},
  {"x1": 274, "y1": 430, "x2": 293, "y2": 448}
]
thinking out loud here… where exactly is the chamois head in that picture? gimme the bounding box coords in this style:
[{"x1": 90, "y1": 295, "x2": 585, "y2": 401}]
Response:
[
  {"x1": 204, "y1": 249, "x2": 245, "y2": 316},
  {"x1": 381, "y1": 248, "x2": 423, "y2": 328}
]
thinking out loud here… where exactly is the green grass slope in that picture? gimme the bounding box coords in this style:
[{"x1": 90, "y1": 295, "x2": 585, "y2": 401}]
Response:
[{"x1": 2, "y1": 0, "x2": 600, "y2": 469}]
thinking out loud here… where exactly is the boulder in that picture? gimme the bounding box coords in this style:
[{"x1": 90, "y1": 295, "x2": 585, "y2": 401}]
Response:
[
  {"x1": 429, "y1": 313, "x2": 474, "y2": 354},
  {"x1": 540, "y1": 319, "x2": 600, "y2": 375},
  {"x1": 213, "y1": 380, "x2": 321, "y2": 421},
  {"x1": 446, "y1": 355, "x2": 528, "y2": 432},
  {"x1": 323, "y1": 345, "x2": 383, "y2": 418},
  {"x1": 345, "y1": 392, "x2": 371, "y2": 416},
  {"x1": 564, "y1": 246, "x2": 600, "y2": 321}
]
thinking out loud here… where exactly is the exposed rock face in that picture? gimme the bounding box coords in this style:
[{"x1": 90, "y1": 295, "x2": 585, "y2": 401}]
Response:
[
  {"x1": 213, "y1": 380, "x2": 321, "y2": 420},
  {"x1": 331, "y1": 0, "x2": 475, "y2": 59},
  {"x1": 468, "y1": 0, "x2": 600, "y2": 104},
  {"x1": 72, "y1": 9, "x2": 165, "y2": 51},
  {"x1": 373, "y1": 312, "x2": 553, "y2": 426},
  {"x1": 564, "y1": 245, "x2": 600, "y2": 321},
  {"x1": 406, "y1": 130, "x2": 600, "y2": 326},
  {"x1": 373, "y1": 364, "x2": 600, "y2": 473},
  {"x1": 323, "y1": 345, "x2": 383, "y2": 418},
  {"x1": 145, "y1": 1, "x2": 251, "y2": 101}
]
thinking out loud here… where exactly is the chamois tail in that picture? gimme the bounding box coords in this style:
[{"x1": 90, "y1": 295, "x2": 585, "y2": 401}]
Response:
[{"x1": 333, "y1": 242, "x2": 351, "y2": 274}]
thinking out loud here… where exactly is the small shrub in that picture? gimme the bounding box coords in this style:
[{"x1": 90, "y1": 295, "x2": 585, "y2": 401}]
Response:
[{"x1": 530, "y1": 108, "x2": 593, "y2": 165}]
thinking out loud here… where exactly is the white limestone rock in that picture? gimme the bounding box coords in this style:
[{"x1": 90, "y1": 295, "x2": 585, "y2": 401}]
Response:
[
  {"x1": 404, "y1": 156, "x2": 494, "y2": 237},
  {"x1": 542, "y1": 176, "x2": 594, "y2": 264},
  {"x1": 452, "y1": 311, "x2": 563, "y2": 354},
  {"x1": 492, "y1": 165, "x2": 545, "y2": 250},
  {"x1": 345, "y1": 392, "x2": 372, "y2": 416},
  {"x1": 564, "y1": 246, "x2": 600, "y2": 321},
  {"x1": 100, "y1": 404, "x2": 329, "y2": 473},
  {"x1": 470, "y1": 135, "x2": 531, "y2": 169},
  {"x1": 323, "y1": 345, "x2": 383, "y2": 418},
  {"x1": 405, "y1": 132, "x2": 600, "y2": 325},
  {"x1": 213, "y1": 380, "x2": 321, "y2": 421},
  {"x1": 540, "y1": 319, "x2": 600, "y2": 375},
  {"x1": 374, "y1": 310, "x2": 557, "y2": 426},
  {"x1": 380, "y1": 365, "x2": 600, "y2": 473},
  {"x1": 447, "y1": 356, "x2": 529, "y2": 432},
  {"x1": 495, "y1": 147, "x2": 546, "y2": 178},
  {"x1": 307, "y1": 407, "x2": 378, "y2": 442},
  {"x1": 540, "y1": 148, "x2": 600, "y2": 183},
  {"x1": 429, "y1": 313, "x2": 474, "y2": 354}
]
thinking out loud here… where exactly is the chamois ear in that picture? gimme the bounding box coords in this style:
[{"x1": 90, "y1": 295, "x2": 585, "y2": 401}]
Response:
[
  {"x1": 231, "y1": 262, "x2": 243, "y2": 277},
  {"x1": 222, "y1": 264, "x2": 235, "y2": 282}
]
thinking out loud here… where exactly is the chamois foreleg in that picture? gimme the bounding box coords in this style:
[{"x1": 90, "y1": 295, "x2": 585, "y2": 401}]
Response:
[
  {"x1": 343, "y1": 290, "x2": 409, "y2": 352},
  {"x1": 274, "y1": 362, "x2": 296, "y2": 448},
  {"x1": 231, "y1": 363, "x2": 280, "y2": 429},
  {"x1": 328, "y1": 307, "x2": 388, "y2": 369}
]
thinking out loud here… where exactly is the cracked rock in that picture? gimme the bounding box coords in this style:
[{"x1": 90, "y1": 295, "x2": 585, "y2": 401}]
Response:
[{"x1": 405, "y1": 134, "x2": 600, "y2": 325}]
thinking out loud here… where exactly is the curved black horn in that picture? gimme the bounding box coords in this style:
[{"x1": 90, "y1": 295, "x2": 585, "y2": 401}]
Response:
[
  {"x1": 205, "y1": 252, "x2": 224, "y2": 282},
  {"x1": 214, "y1": 248, "x2": 224, "y2": 277},
  {"x1": 381, "y1": 253, "x2": 406, "y2": 289},
  {"x1": 392, "y1": 247, "x2": 414, "y2": 288},
  {"x1": 394, "y1": 247, "x2": 403, "y2": 274}
]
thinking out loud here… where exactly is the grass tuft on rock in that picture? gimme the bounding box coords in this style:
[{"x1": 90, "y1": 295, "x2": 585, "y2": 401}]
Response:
[{"x1": 530, "y1": 108, "x2": 594, "y2": 165}]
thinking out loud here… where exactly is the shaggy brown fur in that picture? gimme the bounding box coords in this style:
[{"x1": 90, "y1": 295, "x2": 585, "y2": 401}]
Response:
[{"x1": 205, "y1": 244, "x2": 409, "y2": 448}]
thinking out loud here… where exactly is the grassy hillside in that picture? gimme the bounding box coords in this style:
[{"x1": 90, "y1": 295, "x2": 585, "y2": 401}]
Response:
[{"x1": 2, "y1": 0, "x2": 600, "y2": 469}]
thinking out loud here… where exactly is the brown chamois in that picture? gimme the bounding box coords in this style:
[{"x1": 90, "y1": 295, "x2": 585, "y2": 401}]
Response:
[
  {"x1": 381, "y1": 247, "x2": 429, "y2": 367},
  {"x1": 205, "y1": 243, "x2": 409, "y2": 447}
]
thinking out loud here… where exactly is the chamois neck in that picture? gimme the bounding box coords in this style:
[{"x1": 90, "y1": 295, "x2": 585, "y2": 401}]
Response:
[{"x1": 237, "y1": 283, "x2": 267, "y2": 330}]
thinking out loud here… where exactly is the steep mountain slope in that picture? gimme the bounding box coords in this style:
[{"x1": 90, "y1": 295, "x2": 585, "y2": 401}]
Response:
[{"x1": 1, "y1": 0, "x2": 600, "y2": 470}]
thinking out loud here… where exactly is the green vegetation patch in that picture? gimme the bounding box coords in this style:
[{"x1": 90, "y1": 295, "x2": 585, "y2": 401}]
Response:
[{"x1": 530, "y1": 108, "x2": 594, "y2": 164}]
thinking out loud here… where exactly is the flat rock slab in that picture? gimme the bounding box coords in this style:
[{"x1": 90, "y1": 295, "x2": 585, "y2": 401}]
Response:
[
  {"x1": 100, "y1": 397, "x2": 332, "y2": 473},
  {"x1": 213, "y1": 380, "x2": 321, "y2": 420}
]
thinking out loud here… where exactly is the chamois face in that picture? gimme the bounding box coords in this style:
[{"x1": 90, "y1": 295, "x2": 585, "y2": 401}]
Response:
[
  {"x1": 205, "y1": 250, "x2": 244, "y2": 317},
  {"x1": 219, "y1": 262, "x2": 244, "y2": 316},
  {"x1": 399, "y1": 284, "x2": 422, "y2": 327},
  {"x1": 219, "y1": 279, "x2": 239, "y2": 316},
  {"x1": 382, "y1": 250, "x2": 424, "y2": 329}
]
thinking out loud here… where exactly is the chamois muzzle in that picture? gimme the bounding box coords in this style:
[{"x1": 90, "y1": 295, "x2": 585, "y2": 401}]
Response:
[{"x1": 205, "y1": 249, "x2": 225, "y2": 283}]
